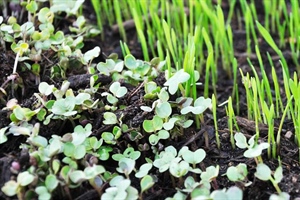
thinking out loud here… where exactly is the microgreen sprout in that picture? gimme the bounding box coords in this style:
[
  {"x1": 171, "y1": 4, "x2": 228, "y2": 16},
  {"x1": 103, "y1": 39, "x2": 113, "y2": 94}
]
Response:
[
  {"x1": 235, "y1": 132, "x2": 269, "y2": 164},
  {"x1": 255, "y1": 162, "x2": 289, "y2": 199}
]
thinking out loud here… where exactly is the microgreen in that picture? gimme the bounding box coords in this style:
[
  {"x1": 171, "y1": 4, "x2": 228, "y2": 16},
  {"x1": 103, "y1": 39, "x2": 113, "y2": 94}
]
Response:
[
  {"x1": 255, "y1": 162, "x2": 289, "y2": 199},
  {"x1": 1, "y1": 171, "x2": 35, "y2": 198},
  {"x1": 235, "y1": 132, "x2": 269, "y2": 163},
  {"x1": 164, "y1": 69, "x2": 190, "y2": 95},
  {"x1": 1, "y1": 1, "x2": 299, "y2": 199},
  {"x1": 225, "y1": 163, "x2": 252, "y2": 187}
]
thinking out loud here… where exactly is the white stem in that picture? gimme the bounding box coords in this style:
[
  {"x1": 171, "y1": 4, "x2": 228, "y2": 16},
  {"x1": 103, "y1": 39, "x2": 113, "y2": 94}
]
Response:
[{"x1": 13, "y1": 51, "x2": 20, "y2": 74}]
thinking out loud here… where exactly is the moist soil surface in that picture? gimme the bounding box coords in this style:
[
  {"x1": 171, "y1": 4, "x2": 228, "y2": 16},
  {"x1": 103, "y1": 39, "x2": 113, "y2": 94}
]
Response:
[{"x1": 1, "y1": 1, "x2": 300, "y2": 200}]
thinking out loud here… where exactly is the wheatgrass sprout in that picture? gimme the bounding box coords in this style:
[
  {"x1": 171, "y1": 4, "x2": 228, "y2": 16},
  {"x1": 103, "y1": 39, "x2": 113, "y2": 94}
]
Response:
[
  {"x1": 225, "y1": 97, "x2": 239, "y2": 149},
  {"x1": 263, "y1": 0, "x2": 271, "y2": 32},
  {"x1": 130, "y1": 7, "x2": 149, "y2": 61},
  {"x1": 248, "y1": 60, "x2": 263, "y2": 123},
  {"x1": 183, "y1": 35, "x2": 196, "y2": 99},
  {"x1": 120, "y1": 41, "x2": 131, "y2": 57},
  {"x1": 202, "y1": 27, "x2": 216, "y2": 98},
  {"x1": 91, "y1": 0, "x2": 102, "y2": 38},
  {"x1": 288, "y1": 74, "x2": 300, "y2": 161},
  {"x1": 251, "y1": 78, "x2": 260, "y2": 141},
  {"x1": 113, "y1": 0, "x2": 126, "y2": 42},
  {"x1": 256, "y1": 21, "x2": 289, "y2": 80},
  {"x1": 240, "y1": 70, "x2": 254, "y2": 120},
  {"x1": 231, "y1": 58, "x2": 239, "y2": 115},
  {"x1": 277, "y1": 96, "x2": 294, "y2": 156},
  {"x1": 183, "y1": 35, "x2": 199, "y2": 127},
  {"x1": 281, "y1": 64, "x2": 293, "y2": 120},
  {"x1": 239, "y1": 0, "x2": 257, "y2": 54},
  {"x1": 162, "y1": 20, "x2": 179, "y2": 70},
  {"x1": 226, "y1": 0, "x2": 237, "y2": 25},
  {"x1": 261, "y1": 101, "x2": 275, "y2": 159},
  {"x1": 212, "y1": 94, "x2": 220, "y2": 149},
  {"x1": 255, "y1": 46, "x2": 272, "y2": 106},
  {"x1": 271, "y1": 67, "x2": 284, "y2": 118}
]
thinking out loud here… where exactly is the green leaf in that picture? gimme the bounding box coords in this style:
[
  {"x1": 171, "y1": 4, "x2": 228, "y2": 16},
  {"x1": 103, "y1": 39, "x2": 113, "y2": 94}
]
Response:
[
  {"x1": 125, "y1": 54, "x2": 138, "y2": 69},
  {"x1": 110, "y1": 82, "x2": 128, "y2": 98},
  {"x1": 194, "y1": 97, "x2": 212, "y2": 110},
  {"x1": 143, "y1": 120, "x2": 155, "y2": 133},
  {"x1": 87, "y1": 137, "x2": 102, "y2": 151},
  {"x1": 45, "y1": 174, "x2": 58, "y2": 192},
  {"x1": 75, "y1": 93, "x2": 91, "y2": 105},
  {"x1": 63, "y1": 142, "x2": 75, "y2": 157},
  {"x1": 145, "y1": 81, "x2": 158, "y2": 94},
  {"x1": 70, "y1": 170, "x2": 86, "y2": 183},
  {"x1": 244, "y1": 143, "x2": 269, "y2": 158},
  {"x1": 18, "y1": 171, "x2": 35, "y2": 186},
  {"x1": 103, "y1": 112, "x2": 118, "y2": 125},
  {"x1": 1, "y1": 180, "x2": 18, "y2": 196},
  {"x1": 226, "y1": 166, "x2": 243, "y2": 182},
  {"x1": 84, "y1": 165, "x2": 106, "y2": 179},
  {"x1": 163, "y1": 118, "x2": 179, "y2": 130},
  {"x1": 155, "y1": 102, "x2": 172, "y2": 118},
  {"x1": 149, "y1": 134, "x2": 159, "y2": 145},
  {"x1": 50, "y1": 31, "x2": 64, "y2": 44},
  {"x1": 98, "y1": 146, "x2": 112, "y2": 160},
  {"x1": 52, "y1": 159, "x2": 60, "y2": 174},
  {"x1": 256, "y1": 21, "x2": 280, "y2": 53},
  {"x1": 0, "y1": 127, "x2": 8, "y2": 144},
  {"x1": 49, "y1": 138, "x2": 63, "y2": 157},
  {"x1": 83, "y1": 46, "x2": 100, "y2": 64},
  {"x1": 106, "y1": 93, "x2": 118, "y2": 104},
  {"x1": 181, "y1": 148, "x2": 206, "y2": 165},
  {"x1": 234, "y1": 132, "x2": 248, "y2": 149},
  {"x1": 255, "y1": 163, "x2": 271, "y2": 181},
  {"x1": 35, "y1": 186, "x2": 51, "y2": 200},
  {"x1": 97, "y1": 59, "x2": 122, "y2": 76},
  {"x1": 38, "y1": 7, "x2": 54, "y2": 23},
  {"x1": 102, "y1": 132, "x2": 115, "y2": 144},
  {"x1": 31, "y1": 135, "x2": 48, "y2": 147},
  {"x1": 164, "y1": 69, "x2": 190, "y2": 95},
  {"x1": 269, "y1": 192, "x2": 290, "y2": 200},
  {"x1": 37, "y1": 108, "x2": 47, "y2": 121},
  {"x1": 60, "y1": 166, "x2": 71, "y2": 182},
  {"x1": 274, "y1": 166, "x2": 283, "y2": 183},
  {"x1": 117, "y1": 158, "x2": 135, "y2": 175},
  {"x1": 135, "y1": 163, "x2": 153, "y2": 178},
  {"x1": 140, "y1": 175, "x2": 154, "y2": 193},
  {"x1": 181, "y1": 97, "x2": 211, "y2": 115},
  {"x1": 226, "y1": 186, "x2": 243, "y2": 200},
  {"x1": 73, "y1": 145, "x2": 86, "y2": 160},
  {"x1": 50, "y1": 0, "x2": 84, "y2": 15},
  {"x1": 157, "y1": 130, "x2": 170, "y2": 140},
  {"x1": 39, "y1": 82, "x2": 54, "y2": 96},
  {"x1": 152, "y1": 116, "x2": 163, "y2": 131},
  {"x1": 72, "y1": 124, "x2": 92, "y2": 145},
  {"x1": 200, "y1": 165, "x2": 219, "y2": 182},
  {"x1": 169, "y1": 160, "x2": 189, "y2": 178},
  {"x1": 13, "y1": 106, "x2": 26, "y2": 121},
  {"x1": 51, "y1": 97, "x2": 76, "y2": 116}
]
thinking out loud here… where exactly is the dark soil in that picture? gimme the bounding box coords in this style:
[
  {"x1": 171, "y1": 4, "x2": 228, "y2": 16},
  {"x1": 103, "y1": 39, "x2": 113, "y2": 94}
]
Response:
[{"x1": 1, "y1": 1, "x2": 300, "y2": 200}]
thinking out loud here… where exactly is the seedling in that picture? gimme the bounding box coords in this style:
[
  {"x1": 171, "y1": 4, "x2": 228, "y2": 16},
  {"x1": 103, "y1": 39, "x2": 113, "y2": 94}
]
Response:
[
  {"x1": 235, "y1": 132, "x2": 269, "y2": 164},
  {"x1": 179, "y1": 146, "x2": 205, "y2": 171},
  {"x1": 164, "y1": 69, "x2": 190, "y2": 95},
  {"x1": 140, "y1": 175, "x2": 155, "y2": 197},
  {"x1": 1, "y1": 171, "x2": 35, "y2": 199},
  {"x1": 225, "y1": 163, "x2": 252, "y2": 187},
  {"x1": 112, "y1": 147, "x2": 141, "y2": 161},
  {"x1": 255, "y1": 163, "x2": 289, "y2": 199},
  {"x1": 102, "y1": 82, "x2": 128, "y2": 107},
  {"x1": 102, "y1": 175, "x2": 138, "y2": 200}
]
